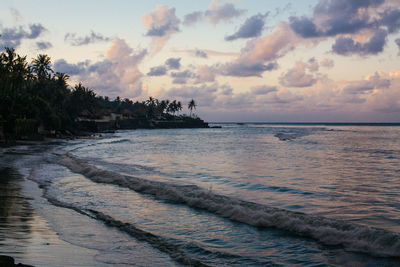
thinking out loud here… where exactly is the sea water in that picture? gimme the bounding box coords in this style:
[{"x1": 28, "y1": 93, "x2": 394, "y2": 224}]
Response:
[{"x1": 1, "y1": 123, "x2": 400, "y2": 266}]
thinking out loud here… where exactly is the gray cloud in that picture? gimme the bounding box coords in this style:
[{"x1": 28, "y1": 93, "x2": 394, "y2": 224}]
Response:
[
  {"x1": 64, "y1": 31, "x2": 110, "y2": 46},
  {"x1": 87, "y1": 60, "x2": 113, "y2": 75},
  {"x1": 195, "y1": 49, "x2": 208, "y2": 58},
  {"x1": 183, "y1": 11, "x2": 203, "y2": 26},
  {"x1": 206, "y1": 1, "x2": 245, "y2": 25},
  {"x1": 380, "y1": 7, "x2": 400, "y2": 34},
  {"x1": 171, "y1": 70, "x2": 195, "y2": 79},
  {"x1": 288, "y1": 0, "x2": 400, "y2": 56},
  {"x1": 36, "y1": 41, "x2": 52, "y2": 50},
  {"x1": 54, "y1": 59, "x2": 88, "y2": 75},
  {"x1": 165, "y1": 57, "x2": 181, "y2": 69},
  {"x1": 332, "y1": 29, "x2": 387, "y2": 56},
  {"x1": 220, "y1": 61, "x2": 278, "y2": 77},
  {"x1": 396, "y1": 38, "x2": 400, "y2": 54},
  {"x1": 343, "y1": 72, "x2": 390, "y2": 95},
  {"x1": 172, "y1": 78, "x2": 187, "y2": 84},
  {"x1": 251, "y1": 85, "x2": 278, "y2": 95},
  {"x1": 290, "y1": 0, "x2": 385, "y2": 38},
  {"x1": 170, "y1": 69, "x2": 196, "y2": 84},
  {"x1": 146, "y1": 21, "x2": 179, "y2": 37},
  {"x1": 147, "y1": 66, "x2": 167, "y2": 76},
  {"x1": 225, "y1": 13, "x2": 268, "y2": 41},
  {"x1": 307, "y1": 57, "x2": 319, "y2": 72},
  {"x1": 183, "y1": 1, "x2": 245, "y2": 26},
  {"x1": 0, "y1": 23, "x2": 46, "y2": 49}
]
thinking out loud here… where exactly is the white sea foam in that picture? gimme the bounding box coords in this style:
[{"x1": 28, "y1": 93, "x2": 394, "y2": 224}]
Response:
[{"x1": 59, "y1": 153, "x2": 400, "y2": 258}]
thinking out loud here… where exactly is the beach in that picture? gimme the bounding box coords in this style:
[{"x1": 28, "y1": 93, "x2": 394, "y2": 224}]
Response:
[{"x1": 1, "y1": 124, "x2": 400, "y2": 266}]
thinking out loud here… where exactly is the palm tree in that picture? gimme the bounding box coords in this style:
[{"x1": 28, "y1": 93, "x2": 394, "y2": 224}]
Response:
[
  {"x1": 32, "y1": 54, "x2": 53, "y2": 80},
  {"x1": 54, "y1": 72, "x2": 70, "y2": 89},
  {"x1": 188, "y1": 99, "x2": 196, "y2": 117},
  {"x1": 177, "y1": 101, "x2": 182, "y2": 115}
]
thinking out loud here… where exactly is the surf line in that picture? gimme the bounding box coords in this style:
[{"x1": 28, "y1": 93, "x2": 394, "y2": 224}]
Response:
[{"x1": 59, "y1": 153, "x2": 400, "y2": 258}]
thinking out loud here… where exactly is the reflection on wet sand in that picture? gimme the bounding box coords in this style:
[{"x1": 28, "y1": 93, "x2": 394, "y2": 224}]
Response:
[
  {"x1": 0, "y1": 167, "x2": 33, "y2": 255},
  {"x1": 0, "y1": 163, "x2": 101, "y2": 267}
]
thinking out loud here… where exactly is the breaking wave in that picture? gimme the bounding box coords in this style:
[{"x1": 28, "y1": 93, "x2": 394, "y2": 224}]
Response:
[{"x1": 59, "y1": 153, "x2": 400, "y2": 258}]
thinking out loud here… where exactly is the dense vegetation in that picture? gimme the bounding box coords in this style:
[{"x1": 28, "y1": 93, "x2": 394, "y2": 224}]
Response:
[{"x1": 0, "y1": 48, "x2": 204, "y2": 143}]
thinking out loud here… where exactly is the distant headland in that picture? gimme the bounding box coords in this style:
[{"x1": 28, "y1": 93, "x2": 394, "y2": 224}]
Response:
[{"x1": 0, "y1": 48, "x2": 208, "y2": 144}]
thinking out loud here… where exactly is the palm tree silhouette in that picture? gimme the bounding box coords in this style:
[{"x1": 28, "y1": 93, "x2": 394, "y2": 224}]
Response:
[
  {"x1": 188, "y1": 99, "x2": 196, "y2": 117},
  {"x1": 32, "y1": 54, "x2": 53, "y2": 80}
]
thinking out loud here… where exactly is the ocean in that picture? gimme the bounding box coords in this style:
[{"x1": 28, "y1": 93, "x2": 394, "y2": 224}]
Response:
[{"x1": 1, "y1": 123, "x2": 399, "y2": 266}]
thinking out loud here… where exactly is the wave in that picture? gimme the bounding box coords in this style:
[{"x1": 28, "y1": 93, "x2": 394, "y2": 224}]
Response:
[
  {"x1": 59, "y1": 153, "x2": 400, "y2": 258},
  {"x1": 28, "y1": 166, "x2": 277, "y2": 267},
  {"x1": 101, "y1": 138, "x2": 132, "y2": 145}
]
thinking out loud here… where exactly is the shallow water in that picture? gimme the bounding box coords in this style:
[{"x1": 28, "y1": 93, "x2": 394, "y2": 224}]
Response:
[{"x1": 1, "y1": 123, "x2": 400, "y2": 266}]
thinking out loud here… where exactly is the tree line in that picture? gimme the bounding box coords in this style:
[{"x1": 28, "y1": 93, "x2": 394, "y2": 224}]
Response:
[{"x1": 0, "y1": 48, "x2": 198, "y2": 142}]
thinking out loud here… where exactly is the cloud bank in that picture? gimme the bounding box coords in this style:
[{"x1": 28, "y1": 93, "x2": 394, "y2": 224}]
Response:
[{"x1": 55, "y1": 38, "x2": 146, "y2": 98}]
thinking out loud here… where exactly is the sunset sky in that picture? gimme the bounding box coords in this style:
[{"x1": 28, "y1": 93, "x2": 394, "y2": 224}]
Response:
[{"x1": 1, "y1": 0, "x2": 400, "y2": 122}]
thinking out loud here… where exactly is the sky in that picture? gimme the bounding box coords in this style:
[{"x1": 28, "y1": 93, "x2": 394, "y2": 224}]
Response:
[{"x1": 1, "y1": 0, "x2": 400, "y2": 122}]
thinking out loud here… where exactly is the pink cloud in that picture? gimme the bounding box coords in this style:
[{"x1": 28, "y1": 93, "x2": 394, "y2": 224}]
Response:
[
  {"x1": 280, "y1": 61, "x2": 317, "y2": 88},
  {"x1": 142, "y1": 5, "x2": 180, "y2": 53}
]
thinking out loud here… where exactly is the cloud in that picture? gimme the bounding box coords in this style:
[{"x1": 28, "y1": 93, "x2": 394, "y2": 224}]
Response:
[
  {"x1": 289, "y1": 0, "x2": 385, "y2": 38},
  {"x1": 250, "y1": 85, "x2": 278, "y2": 95},
  {"x1": 10, "y1": 8, "x2": 23, "y2": 21},
  {"x1": 289, "y1": 0, "x2": 400, "y2": 56},
  {"x1": 54, "y1": 38, "x2": 147, "y2": 98},
  {"x1": 236, "y1": 23, "x2": 299, "y2": 64},
  {"x1": 205, "y1": 0, "x2": 246, "y2": 25},
  {"x1": 218, "y1": 22, "x2": 298, "y2": 77},
  {"x1": 280, "y1": 61, "x2": 317, "y2": 87},
  {"x1": 225, "y1": 13, "x2": 268, "y2": 41},
  {"x1": 183, "y1": 11, "x2": 203, "y2": 26},
  {"x1": 64, "y1": 31, "x2": 110, "y2": 46},
  {"x1": 220, "y1": 61, "x2": 278, "y2": 77},
  {"x1": 142, "y1": 5, "x2": 180, "y2": 52},
  {"x1": 147, "y1": 66, "x2": 167, "y2": 76},
  {"x1": 342, "y1": 72, "x2": 391, "y2": 94},
  {"x1": 165, "y1": 57, "x2": 181, "y2": 69},
  {"x1": 196, "y1": 65, "x2": 215, "y2": 82},
  {"x1": 380, "y1": 6, "x2": 400, "y2": 34},
  {"x1": 183, "y1": 0, "x2": 245, "y2": 26},
  {"x1": 165, "y1": 83, "x2": 220, "y2": 107},
  {"x1": 36, "y1": 41, "x2": 52, "y2": 50},
  {"x1": 332, "y1": 29, "x2": 387, "y2": 55},
  {"x1": 170, "y1": 70, "x2": 196, "y2": 84},
  {"x1": 320, "y1": 58, "x2": 334, "y2": 68},
  {"x1": 396, "y1": 38, "x2": 400, "y2": 54},
  {"x1": 54, "y1": 59, "x2": 88, "y2": 75},
  {"x1": 172, "y1": 48, "x2": 237, "y2": 58},
  {"x1": 195, "y1": 49, "x2": 208, "y2": 58},
  {"x1": 307, "y1": 57, "x2": 319, "y2": 72},
  {"x1": 0, "y1": 23, "x2": 46, "y2": 49},
  {"x1": 170, "y1": 70, "x2": 196, "y2": 79}
]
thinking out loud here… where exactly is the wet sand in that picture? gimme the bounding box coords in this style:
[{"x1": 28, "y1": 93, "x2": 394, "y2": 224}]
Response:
[{"x1": 0, "y1": 155, "x2": 101, "y2": 267}]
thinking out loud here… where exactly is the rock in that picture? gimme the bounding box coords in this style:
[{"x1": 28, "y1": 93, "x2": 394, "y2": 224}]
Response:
[{"x1": 0, "y1": 255, "x2": 34, "y2": 267}]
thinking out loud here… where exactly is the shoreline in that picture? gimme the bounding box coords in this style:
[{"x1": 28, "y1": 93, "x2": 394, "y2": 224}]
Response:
[{"x1": 0, "y1": 147, "x2": 105, "y2": 267}]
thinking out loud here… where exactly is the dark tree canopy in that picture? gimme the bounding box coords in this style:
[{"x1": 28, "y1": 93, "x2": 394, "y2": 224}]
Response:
[{"x1": 0, "y1": 48, "x2": 201, "y2": 142}]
